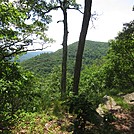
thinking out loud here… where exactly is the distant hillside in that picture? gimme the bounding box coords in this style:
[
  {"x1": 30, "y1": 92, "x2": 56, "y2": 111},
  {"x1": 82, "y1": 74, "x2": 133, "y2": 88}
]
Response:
[
  {"x1": 21, "y1": 40, "x2": 109, "y2": 76},
  {"x1": 16, "y1": 51, "x2": 50, "y2": 62}
]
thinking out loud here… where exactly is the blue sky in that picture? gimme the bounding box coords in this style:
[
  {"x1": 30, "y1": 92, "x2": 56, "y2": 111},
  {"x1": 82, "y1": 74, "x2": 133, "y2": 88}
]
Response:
[{"x1": 45, "y1": 0, "x2": 134, "y2": 51}]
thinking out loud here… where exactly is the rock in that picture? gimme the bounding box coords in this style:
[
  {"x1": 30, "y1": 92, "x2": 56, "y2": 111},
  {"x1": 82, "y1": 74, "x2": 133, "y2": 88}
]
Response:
[
  {"x1": 96, "y1": 95, "x2": 121, "y2": 117},
  {"x1": 123, "y1": 92, "x2": 134, "y2": 105}
]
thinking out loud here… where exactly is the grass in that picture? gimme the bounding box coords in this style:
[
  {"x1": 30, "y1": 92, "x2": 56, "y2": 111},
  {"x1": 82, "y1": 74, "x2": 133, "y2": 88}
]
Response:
[
  {"x1": 12, "y1": 111, "x2": 58, "y2": 134},
  {"x1": 113, "y1": 96, "x2": 133, "y2": 111},
  {"x1": 4, "y1": 88, "x2": 134, "y2": 134},
  {"x1": 11, "y1": 110, "x2": 73, "y2": 134}
]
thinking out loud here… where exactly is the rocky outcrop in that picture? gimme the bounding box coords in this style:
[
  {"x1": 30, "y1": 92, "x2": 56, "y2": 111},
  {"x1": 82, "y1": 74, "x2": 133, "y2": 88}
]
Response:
[
  {"x1": 96, "y1": 95, "x2": 121, "y2": 117},
  {"x1": 96, "y1": 92, "x2": 134, "y2": 117},
  {"x1": 123, "y1": 92, "x2": 134, "y2": 105}
]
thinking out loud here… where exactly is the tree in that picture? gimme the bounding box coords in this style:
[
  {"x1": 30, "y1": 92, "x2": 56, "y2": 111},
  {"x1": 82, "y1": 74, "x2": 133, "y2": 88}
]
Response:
[
  {"x1": 33, "y1": 0, "x2": 80, "y2": 99},
  {"x1": 49, "y1": 0, "x2": 81, "y2": 99},
  {"x1": 73, "y1": 0, "x2": 92, "y2": 95},
  {"x1": 0, "y1": 0, "x2": 81, "y2": 99},
  {"x1": 104, "y1": 20, "x2": 134, "y2": 90},
  {"x1": 0, "y1": 0, "x2": 52, "y2": 61},
  {"x1": 0, "y1": 1, "x2": 53, "y2": 129},
  {"x1": 60, "y1": 0, "x2": 69, "y2": 99}
]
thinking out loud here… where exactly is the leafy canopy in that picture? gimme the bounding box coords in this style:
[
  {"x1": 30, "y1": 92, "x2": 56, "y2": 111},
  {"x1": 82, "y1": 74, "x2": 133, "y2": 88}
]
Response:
[
  {"x1": 0, "y1": 0, "x2": 52, "y2": 60},
  {"x1": 104, "y1": 20, "x2": 134, "y2": 90}
]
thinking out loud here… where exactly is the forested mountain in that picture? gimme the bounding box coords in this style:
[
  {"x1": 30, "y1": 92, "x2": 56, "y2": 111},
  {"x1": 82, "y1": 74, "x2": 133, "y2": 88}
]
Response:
[
  {"x1": 21, "y1": 40, "x2": 109, "y2": 76},
  {"x1": 13, "y1": 51, "x2": 47, "y2": 62}
]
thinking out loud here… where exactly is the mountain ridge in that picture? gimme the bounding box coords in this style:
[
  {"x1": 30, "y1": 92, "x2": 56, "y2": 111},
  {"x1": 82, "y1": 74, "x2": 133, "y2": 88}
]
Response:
[{"x1": 21, "y1": 40, "x2": 109, "y2": 76}]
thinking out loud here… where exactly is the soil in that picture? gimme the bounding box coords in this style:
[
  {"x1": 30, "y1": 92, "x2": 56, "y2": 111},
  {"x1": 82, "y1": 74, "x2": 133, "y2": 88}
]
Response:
[{"x1": 111, "y1": 110, "x2": 134, "y2": 134}]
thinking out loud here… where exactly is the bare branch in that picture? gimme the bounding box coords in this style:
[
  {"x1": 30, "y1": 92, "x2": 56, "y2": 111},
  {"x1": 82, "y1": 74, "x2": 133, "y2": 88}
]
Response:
[
  {"x1": 68, "y1": 7, "x2": 83, "y2": 14},
  {"x1": 26, "y1": 45, "x2": 50, "y2": 52},
  {"x1": 57, "y1": 20, "x2": 63, "y2": 23},
  {"x1": 1, "y1": 45, "x2": 50, "y2": 61},
  {"x1": 58, "y1": 0, "x2": 62, "y2": 7},
  {"x1": 90, "y1": 11, "x2": 99, "y2": 29}
]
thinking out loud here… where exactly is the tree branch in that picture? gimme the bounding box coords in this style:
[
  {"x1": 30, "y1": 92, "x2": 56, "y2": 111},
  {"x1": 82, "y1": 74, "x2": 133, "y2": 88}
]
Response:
[
  {"x1": 1, "y1": 45, "x2": 50, "y2": 61},
  {"x1": 68, "y1": 7, "x2": 83, "y2": 14},
  {"x1": 44, "y1": 6, "x2": 61, "y2": 14}
]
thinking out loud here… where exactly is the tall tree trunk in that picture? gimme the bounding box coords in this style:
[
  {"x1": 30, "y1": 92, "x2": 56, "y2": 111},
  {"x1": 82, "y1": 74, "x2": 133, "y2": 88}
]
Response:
[
  {"x1": 61, "y1": 7, "x2": 68, "y2": 99},
  {"x1": 73, "y1": 0, "x2": 92, "y2": 95}
]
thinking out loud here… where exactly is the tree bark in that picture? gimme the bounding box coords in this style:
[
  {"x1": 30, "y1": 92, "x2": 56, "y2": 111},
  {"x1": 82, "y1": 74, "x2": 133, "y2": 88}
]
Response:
[
  {"x1": 73, "y1": 0, "x2": 92, "y2": 95},
  {"x1": 61, "y1": 6, "x2": 68, "y2": 99}
]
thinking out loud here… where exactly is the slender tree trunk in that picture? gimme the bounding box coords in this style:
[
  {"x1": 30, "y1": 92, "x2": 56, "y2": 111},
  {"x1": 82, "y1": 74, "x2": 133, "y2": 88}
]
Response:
[
  {"x1": 61, "y1": 7, "x2": 68, "y2": 99},
  {"x1": 73, "y1": 0, "x2": 92, "y2": 95}
]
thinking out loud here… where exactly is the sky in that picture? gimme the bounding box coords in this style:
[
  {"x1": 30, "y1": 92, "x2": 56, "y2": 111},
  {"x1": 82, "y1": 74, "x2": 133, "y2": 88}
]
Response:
[{"x1": 44, "y1": 0, "x2": 134, "y2": 52}]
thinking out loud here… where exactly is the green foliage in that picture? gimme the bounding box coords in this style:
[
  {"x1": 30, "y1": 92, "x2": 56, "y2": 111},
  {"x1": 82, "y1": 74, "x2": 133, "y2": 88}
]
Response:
[
  {"x1": 12, "y1": 111, "x2": 57, "y2": 134},
  {"x1": 39, "y1": 66, "x2": 62, "y2": 110},
  {"x1": 103, "y1": 20, "x2": 134, "y2": 91},
  {"x1": 39, "y1": 66, "x2": 72, "y2": 111},
  {"x1": 0, "y1": 2, "x2": 55, "y2": 130},
  {"x1": 0, "y1": 60, "x2": 43, "y2": 132},
  {"x1": 65, "y1": 93, "x2": 102, "y2": 133},
  {"x1": 21, "y1": 40, "x2": 109, "y2": 76},
  {"x1": 0, "y1": 0, "x2": 52, "y2": 61},
  {"x1": 46, "y1": 0, "x2": 81, "y2": 10},
  {"x1": 113, "y1": 97, "x2": 130, "y2": 110},
  {"x1": 79, "y1": 20, "x2": 134, "y2": 97},
  {"x1": 0, "y1": 1, "x2": 133, "y2": 132},
  {"x1": 80, "y1": 63, "x2": 105, "y2": 92}
]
